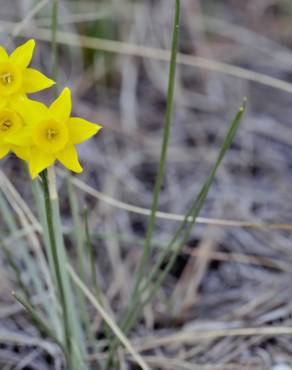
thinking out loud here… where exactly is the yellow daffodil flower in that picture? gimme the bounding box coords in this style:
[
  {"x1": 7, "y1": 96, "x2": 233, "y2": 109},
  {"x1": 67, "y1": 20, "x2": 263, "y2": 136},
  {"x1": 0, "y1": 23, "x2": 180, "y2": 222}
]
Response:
[
  {"x1": 0, "y1": 104, "x2": 30, "y2": 160},
  {"x1": 10, "y1": 87, "x2": 102, "y2": 178},
  {"x1": 0, "y1": 39, "x2": 54, "y2": 106}
]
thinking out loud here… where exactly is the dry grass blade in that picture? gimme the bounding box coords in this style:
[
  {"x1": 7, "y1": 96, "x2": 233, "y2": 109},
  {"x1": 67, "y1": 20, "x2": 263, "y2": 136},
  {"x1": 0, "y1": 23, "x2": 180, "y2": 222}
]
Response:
[
  {"x1": 1, "y1": 24, "x2": 292, "y2": 94},
  {"x1": 1, "y1": 1, "x2": 292, "y2": 369},
  {"x1": 67, "y1": 264, "x2": 150, "y2": 370},
  {"x1": 7, "y1": 0, "x2": 49, "y2": 41},
  {"x1": 69, "y1": 175, "x2": 292, "y2": 232},
  {"x1": 134, "y1": 327, "x2": 292, "y2": 351},
  {"x1": 137, "y1": 356, "x2": 262, "y2": 370}
]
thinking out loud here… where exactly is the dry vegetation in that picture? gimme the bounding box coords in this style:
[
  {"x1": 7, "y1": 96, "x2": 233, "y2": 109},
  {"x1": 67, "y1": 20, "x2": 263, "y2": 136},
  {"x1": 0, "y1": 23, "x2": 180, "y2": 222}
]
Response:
[{"x1": 1, "y1": 0, "x2": 292, "y2": 369}]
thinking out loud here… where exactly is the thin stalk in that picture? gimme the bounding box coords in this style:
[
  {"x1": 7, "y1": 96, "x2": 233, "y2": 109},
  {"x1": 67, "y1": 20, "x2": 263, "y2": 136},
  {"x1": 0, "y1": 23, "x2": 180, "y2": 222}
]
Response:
[
  {"x1": 31, "y1": 180, "x2": 61, "y2": 325},
  {"x1": 68, "y1": 265, "x2": 150, "y2": 370},
  {"x1": 40, "y1": 170, "x2": 72, "y2": 366},
  {"x1": 51, "y1": 4, "x2": 87, "y2": 359},
  {"x1": 104, "y1": 2, "x2": 180, "y2": 368},
  {"x1": 0, "y1": 187, "x2": 59, "y2": 335},
  {"x1": 67, "y1": 176, "x2": 86, "y2": 281},
  {"x1": 31, "y1": 180, "x2": 55, "y2": 280},
  {"x1": 105, "y1": 101, "x2": 246, "y2": 368},
  {"x1": 66, "y1": 177, "x2": 91, "y2": 343},
  {"x1": 51, "y1": 0, "x2": 58, "y2": 83},
  {"x1": 1, "y1": 241, "x2": 31, "y2": 301},
  {"x1": 123, "y1": 101, "x2": 246, "y2": 332},
  {"x1": 138, "y1": 104, "x2": 246, "y2": 300},
  {"x1": 47, "y1": 168, "x2": 87, "y2": 366},
  {"x1": 84, "y1": 208, "x2": 112, "y2": 353},
  {"x1": 131, "y1": 0, "x2": 180, "y2": 302},
  {"x1": 84, "y1": 208, "x2": 99, "y2": 296},
  {"x1": 13, "y1": 292, "x2": 67, "y2": 357}
]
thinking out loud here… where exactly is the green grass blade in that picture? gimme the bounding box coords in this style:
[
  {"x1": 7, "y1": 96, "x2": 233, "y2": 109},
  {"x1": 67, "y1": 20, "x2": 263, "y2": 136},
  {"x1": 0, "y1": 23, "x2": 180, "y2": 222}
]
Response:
[
  {"x1": 0, "y1": 189, "x2": 59, "y2": 335},
  {"x1": 84, "y1": 208, "x2": 113, "y2": 353},
  {"x1": 49, "y1": 1, "x2": 87, "y2": 365},
  {"x1": 13, "y1": 292, "x2": 67, "y2": 357},
  {"x1": 131, "y1": 0, "x2": 181, "y2": 301},
  {"x1": 104, "y1": 2, "x2": 181, "y2": 368},
  {"x1": 108, "y1": 100, "x2": 246, "y2": 346},
  {"x1": 68, "y1": 264, "x2": 150, "y2": 370},
  {"x1": 66, "y1": 177, "x2": 98, "y2": 353},
  {"x1": 84, "y1": 208, "x2": 99, "y2": 298},
  {"x1": 66, "y1": 175, "x2": 86, "y2": 280},
  {"x1": 48, "y1": 172, "x2": 87, "y2": 356},
  {"x1": 0, "y1": 240, "x2": 30, "y2": 300},
  {"x1": 51, "y1": 0, "x2": 58, "y2": 83},
  {"x1": 123, "y1": 100, "x2": 247, "y2": 331}
]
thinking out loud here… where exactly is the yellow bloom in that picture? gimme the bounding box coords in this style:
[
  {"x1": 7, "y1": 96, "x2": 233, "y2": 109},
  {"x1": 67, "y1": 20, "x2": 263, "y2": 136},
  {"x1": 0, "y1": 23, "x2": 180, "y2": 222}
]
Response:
[
  {"x1": 0, "y1": 39, "x2": 54, "y2": 106},
  {"x1": 0, "y1": 105, "x2": 29, "y2": 160},
  {"x1": 10, "y1": 87, "x2": 102, "y2": 178}
]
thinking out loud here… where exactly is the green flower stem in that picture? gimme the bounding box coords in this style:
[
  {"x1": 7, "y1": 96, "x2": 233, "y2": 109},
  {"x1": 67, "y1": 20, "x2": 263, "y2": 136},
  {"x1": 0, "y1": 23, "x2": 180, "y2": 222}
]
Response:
[
  {"x1": 131, "y1": 0, "x2": 180, "y2": 304},
  {"x1": 138, "y1": 103, "x2": 246, "y2": 303},
  {"x1": 118, "y1": 101, "x2": 246, "y2": 336},
  {"x1": 104, "y1": 100, "x2": 246, "y2": 370},
  {"x1": 40, "y1": 169, "x2": 72, "y2": 366},
  {"x1": 51, "y1": 0, "x2": 58, "y2": 83},
  {"x1": 104, "y1": 1, "x2": 181, "y2": 368}
]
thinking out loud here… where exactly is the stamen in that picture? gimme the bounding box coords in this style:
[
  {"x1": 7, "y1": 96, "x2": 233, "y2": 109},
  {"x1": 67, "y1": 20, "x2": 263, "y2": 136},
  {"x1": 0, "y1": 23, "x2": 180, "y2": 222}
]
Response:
[
  {"x1": 0, "y1": 119, "x2": 12, "y2": 131},
  {"x1": 0, "y1": 72, "x2": 13, "y2": 85},
  {"x1": 46, "y1": 128, "x2": 58, "y2": 140}
]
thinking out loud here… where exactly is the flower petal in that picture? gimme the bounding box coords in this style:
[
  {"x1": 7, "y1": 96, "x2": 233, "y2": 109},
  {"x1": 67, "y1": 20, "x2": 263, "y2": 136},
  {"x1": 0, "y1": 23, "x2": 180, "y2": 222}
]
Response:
[
  {"x1": 28, "y1": 148, "x2": 55, "y2": 179},
  {"x1": 0, "y1": 97, "x2": 8, "y2": 109},
  {"x1": 49, "y1": 87, "x2": 71, "y2": 121},
  {"x1": 12, "y1": 145, "x2": 30, "y2": 160},
  {"x1": 22, "y1": 68, "x2": 55, "y2": 93},
  {"x1": 0, "y1": 46, "x2": 8, "y2": 62},
  {"x1": 68, "y1": 117, "x2": 102, "y2": 144},
  {"x1": 9, "y1": 39, "x2": 35, "y2": 69},
  {"x1": 57, "y1": 145, "x2": 83, "y2": 173},
  {"x1": 12, "y1": 96, "x2": 49, "y2": 126},
  {"x1": 0, "y1": 144, "x2": 10, "y2": 159},
  {"x1": 7, "y1": 130, "x2": 33, "y2": 146}
]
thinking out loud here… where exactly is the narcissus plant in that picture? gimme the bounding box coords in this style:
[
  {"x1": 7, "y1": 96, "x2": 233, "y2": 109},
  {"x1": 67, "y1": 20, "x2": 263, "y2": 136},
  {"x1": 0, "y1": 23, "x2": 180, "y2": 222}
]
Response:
[
  {"x1": 2, "y1": 39, "x2": 103, "y2": 370},
  {"x1": 0, "y1": 39, "x2": 54, "y2": 106},
  {"x1": 10, "y1": 87, "x2": 102, "y2": 178},
  {"x1": 0, "y1": 39, "x2": 102, "y2": 178}
]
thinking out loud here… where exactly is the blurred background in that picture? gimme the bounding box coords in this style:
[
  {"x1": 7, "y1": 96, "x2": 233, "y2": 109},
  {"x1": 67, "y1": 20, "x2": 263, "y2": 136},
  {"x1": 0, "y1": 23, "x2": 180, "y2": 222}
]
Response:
[{"x1": 2, "y1": 0, "x2": 292, "y2": 369}]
